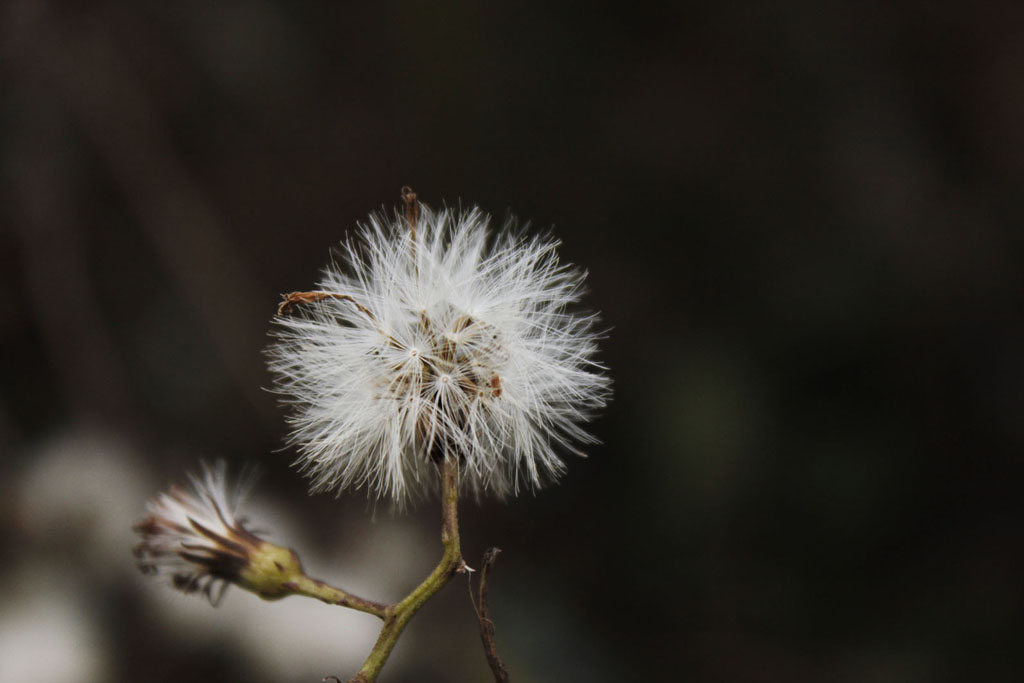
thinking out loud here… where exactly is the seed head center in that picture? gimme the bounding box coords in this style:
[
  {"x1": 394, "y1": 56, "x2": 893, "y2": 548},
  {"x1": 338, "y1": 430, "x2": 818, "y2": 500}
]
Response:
[{"x1": 386, "y1": 311, "x2": 505, "y2": 410}]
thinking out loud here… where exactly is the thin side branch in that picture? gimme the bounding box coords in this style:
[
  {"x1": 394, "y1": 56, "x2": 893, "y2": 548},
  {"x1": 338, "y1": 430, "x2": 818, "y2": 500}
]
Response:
[
  {"x1": 286, "y1": 574, "x2": 389, "y2": 620},
  {"x1": 278, "y1": 291, "x2": 376, "y2": 318},
  {"x1": 477, "y1": 548, "x2": 511, "y2": 682},
  {"x1": 403, "y1": 186, "x2": 420, "y2": 275},
  {"x1": 402, "y1": 186, "x2": 419, "y2": 237}
]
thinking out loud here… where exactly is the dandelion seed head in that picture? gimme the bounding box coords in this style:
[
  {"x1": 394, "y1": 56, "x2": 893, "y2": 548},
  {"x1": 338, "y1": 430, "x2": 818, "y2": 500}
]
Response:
[
  {"x1": 269, "y1": 203, "x2": 611, "y2": 505},
  {"x1": 132, "y1": 462, "x2": 299, "y2": 604},
  {"x1": 133, "y1": 462, "x2": 250, "y2": 603}
]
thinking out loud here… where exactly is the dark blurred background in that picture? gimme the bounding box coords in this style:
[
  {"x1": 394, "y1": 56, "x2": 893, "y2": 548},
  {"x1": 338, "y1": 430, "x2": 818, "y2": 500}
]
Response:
[{"x1": 3, "y1": 1, "x2": 1024, "y2": 681}]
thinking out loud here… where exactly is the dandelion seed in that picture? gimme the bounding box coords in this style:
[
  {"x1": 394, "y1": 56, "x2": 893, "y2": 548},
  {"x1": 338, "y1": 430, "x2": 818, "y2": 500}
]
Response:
[{"x1": 269, "y1": 201, "x2": 610, "y2": 504}]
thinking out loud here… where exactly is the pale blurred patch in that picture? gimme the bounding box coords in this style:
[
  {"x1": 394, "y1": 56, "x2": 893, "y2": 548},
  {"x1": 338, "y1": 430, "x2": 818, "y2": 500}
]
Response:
[
  {"x1": 17, "y1": 428, "x2": 154, "y2": 572},
  {"x1": 0, "y1": 565, "x2": 111, "y2": 683},
  {"x1": 146, "y1": 585, "x2": 376, "y2": 679}
]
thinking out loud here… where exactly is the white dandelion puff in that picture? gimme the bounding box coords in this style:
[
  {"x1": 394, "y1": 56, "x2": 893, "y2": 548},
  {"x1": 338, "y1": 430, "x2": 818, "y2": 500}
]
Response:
[{"x1": 269, "y1": 201, "x2": 611, "y2": 505}]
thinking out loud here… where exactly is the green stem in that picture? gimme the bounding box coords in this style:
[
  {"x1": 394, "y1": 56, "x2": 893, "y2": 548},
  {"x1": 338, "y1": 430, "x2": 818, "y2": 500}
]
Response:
[
  {"x1": 349, "y1": 457, "x2": 465, "y2": 683},
  {"x1": 287, "y1": 573, "x2": 389, "y2": 619}
]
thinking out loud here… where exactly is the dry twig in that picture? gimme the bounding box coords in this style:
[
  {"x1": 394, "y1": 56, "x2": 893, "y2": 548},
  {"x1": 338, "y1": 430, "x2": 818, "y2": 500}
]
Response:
[{"x1": 476, "y1": 548, "x2": 511, "y2": 682}]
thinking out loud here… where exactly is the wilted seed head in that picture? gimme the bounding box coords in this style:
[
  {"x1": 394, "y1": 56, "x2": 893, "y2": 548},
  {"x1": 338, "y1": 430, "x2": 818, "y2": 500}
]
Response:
[
  {"x1": 270, "y1": 201, "x2": 611, "y2": 505},
  {"x1": 133, "y1": 462, "x2": 302, "y2": 605}
]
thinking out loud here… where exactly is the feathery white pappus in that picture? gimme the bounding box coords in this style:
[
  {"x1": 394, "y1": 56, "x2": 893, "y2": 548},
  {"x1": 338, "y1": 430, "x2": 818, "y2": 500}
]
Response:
[
  {"x1": 133, "y1": 462, "x2": 261, "y2": 604},
  {"x1": 269, "y1": 203, "x2": 610, "y2": 505}
]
